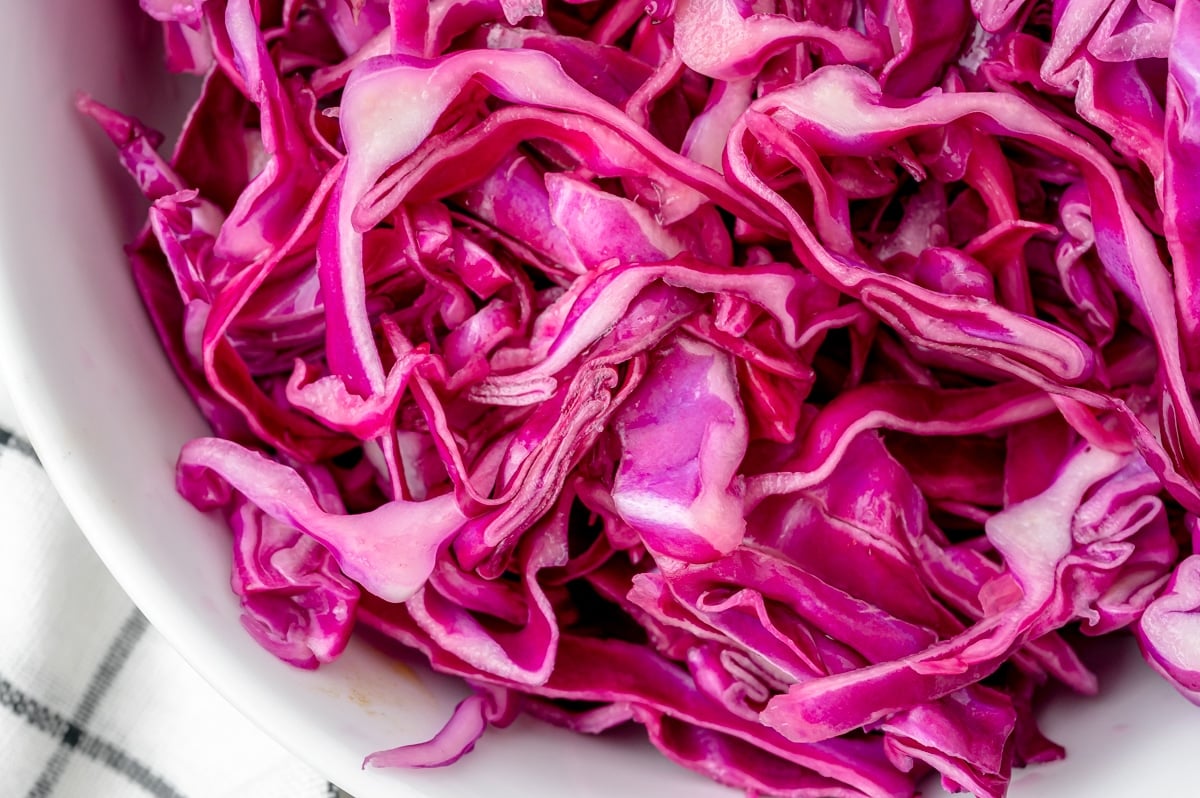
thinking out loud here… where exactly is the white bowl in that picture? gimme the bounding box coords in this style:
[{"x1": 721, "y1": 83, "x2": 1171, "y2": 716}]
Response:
[{"x1": 1, "y1": 2, "x2": 1199, "y2": 796}]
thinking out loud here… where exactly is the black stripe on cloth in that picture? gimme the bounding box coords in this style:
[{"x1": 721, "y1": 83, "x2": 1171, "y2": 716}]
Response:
[
  {"x1": 0, "y1": 676, "x2": 69, "y2": 738},
  {"x1": 0, "y1": 425, "x2": 38, "y2": 463},
  {"x1": 70, "y1": 612, "x2": 148, "y2": 725},
  {"x1": 26, "y1": 611, "x2": 149, "y2": 797},
  {"x1": 10, "y1": 610, "x2": 182, "y2": 798},
  {"x1": 2, "y1": 671, "x2": 184, "y2": 797},
  {"x1": 64, "y1": 733, "x2": 186, "y2": 798}
]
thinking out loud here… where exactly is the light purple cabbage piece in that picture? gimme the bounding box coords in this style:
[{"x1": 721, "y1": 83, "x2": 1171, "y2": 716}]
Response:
[{"x1": 85, "y1": 0, "x2": 1200, "y2": 796}]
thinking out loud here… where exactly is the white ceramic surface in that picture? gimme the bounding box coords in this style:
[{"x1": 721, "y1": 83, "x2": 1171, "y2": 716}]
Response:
[{"x1": 1, "y1": 2, "x2": 1199, "y2": 796}]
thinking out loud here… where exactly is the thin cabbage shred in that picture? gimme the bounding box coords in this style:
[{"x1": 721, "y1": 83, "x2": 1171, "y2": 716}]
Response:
[{"x1": 84, "y1": 0, "x2": 1200, "y2": 795}]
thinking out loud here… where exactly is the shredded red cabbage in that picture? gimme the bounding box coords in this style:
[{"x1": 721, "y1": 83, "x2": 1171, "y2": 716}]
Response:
[{"x1": 86, "y1": 0, "x2": 1200, "y2": 795}]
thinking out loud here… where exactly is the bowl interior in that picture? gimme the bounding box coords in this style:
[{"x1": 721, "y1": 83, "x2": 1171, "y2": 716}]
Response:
[{"x1": 1, "y1": 2, "x2": 1199, "y2": 797}]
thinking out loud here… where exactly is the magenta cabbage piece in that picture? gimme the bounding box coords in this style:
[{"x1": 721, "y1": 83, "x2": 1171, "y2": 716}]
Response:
[{"x1": 86, "y1": 0, "x2": 1200, "y2": 795}]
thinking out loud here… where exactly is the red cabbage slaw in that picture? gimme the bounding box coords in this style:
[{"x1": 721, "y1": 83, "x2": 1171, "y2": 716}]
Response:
[{"x1": 83, "y1": 0, "x2": 1200, "y2": 795}]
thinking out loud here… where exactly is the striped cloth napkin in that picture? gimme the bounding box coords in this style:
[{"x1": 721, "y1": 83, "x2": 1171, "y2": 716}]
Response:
[{"x1": 0, "y1": 382, "x2": 346, "y2": 798}]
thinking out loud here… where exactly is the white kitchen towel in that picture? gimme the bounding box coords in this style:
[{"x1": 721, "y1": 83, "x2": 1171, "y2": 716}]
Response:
[{"x1": 0, "y1": 382, "x2": 345, "y2": 798}]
